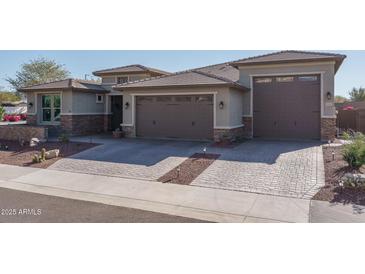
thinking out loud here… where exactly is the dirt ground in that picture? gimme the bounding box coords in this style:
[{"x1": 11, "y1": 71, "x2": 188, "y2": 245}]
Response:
[
  {"x1": 313, "y1": 146, "x2": 365, "y2": 205},
  {"x1": 158, "y1": 153, "x2": 220, "y2": 185},
  {"x1": 0, "y1": 139, "x2": 97, "y2": 169}
]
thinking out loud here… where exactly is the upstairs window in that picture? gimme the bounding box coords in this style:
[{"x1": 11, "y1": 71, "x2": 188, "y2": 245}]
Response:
[
  {"x1": 96, "y1": 94, "x2": 104, "y2": 104},
  {"x1": 117, "y1": 76, "x2": 129, "y2": 84}
]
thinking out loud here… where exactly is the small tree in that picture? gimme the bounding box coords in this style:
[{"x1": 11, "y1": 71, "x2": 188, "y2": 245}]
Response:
[
  {"x1": 335, "y1": 95, "x2": 349, "y2": 104},
  {"x1": 349, "y1": 87, "x2": 365, "y2": 102},
  {"x1": 0, "y1": 91, "x2": 21, "y2": 103},
  {"x1": 6, "y1": 58, "x2": 70, "y2": 90}
]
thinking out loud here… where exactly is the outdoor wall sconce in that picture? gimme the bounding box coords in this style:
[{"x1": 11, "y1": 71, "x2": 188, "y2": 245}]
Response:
[
  {"x1": 125, "y1": 102, "x2": 130, "y2": 109},
  {"x1": 28, "y1": 102, "x2": 33, "y2": 107},
  {"x1": 327, "y1": 92, "x2": 332, "y2": 100},
  {"x1": 219, "y1": 101, "x2": 224, "y2": 109}
]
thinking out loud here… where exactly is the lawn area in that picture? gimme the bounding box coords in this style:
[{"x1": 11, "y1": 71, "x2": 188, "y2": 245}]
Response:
[
  {"x1": 0, "y1": 140, "x2": 97, "y2": 169},
  {"x1": 313, "y1": 145, "x2": 365, "y2": 205}
]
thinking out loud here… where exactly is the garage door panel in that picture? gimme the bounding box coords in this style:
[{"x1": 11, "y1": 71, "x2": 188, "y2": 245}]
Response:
[
  {"x1": 253, "y1": 75, "x2": 320, "y2": 140},
  {"x1": 136, "y1": 95, "x2": 213, "y2": 140}
]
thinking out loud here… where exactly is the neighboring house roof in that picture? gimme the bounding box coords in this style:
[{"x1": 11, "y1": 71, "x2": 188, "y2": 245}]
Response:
[
  {"x1": 113, "y1": 68, "x2": 248, "y2": 91},
  {"x1": 1, "y1": 101, "x2": 27, "y2": 107},
  {"x1": 18, "y1": 79, "x2": 107, "y2": 93},
  {"x1": 230, "y1": 50, "x2": 346, "y2": 72},
  {"x1": 336, "y1": 101, "x2": 365, "y2": 110},
  {"x1": 92, "y1": 64, "x2": 171, "y2": 77}
]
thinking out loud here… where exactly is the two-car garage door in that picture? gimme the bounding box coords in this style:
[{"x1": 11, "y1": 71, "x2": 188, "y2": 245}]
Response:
[
  {"x1": 136, "y1": 95, "x2": 213, "y2": 140},
  {"x1": 253, "y1": 74, "x2": 321, "y2": 140}
]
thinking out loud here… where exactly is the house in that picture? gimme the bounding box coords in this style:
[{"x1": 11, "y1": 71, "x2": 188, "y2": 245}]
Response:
[{"x1": 19, "y1": 51, "x2": 346, "y2": 141}]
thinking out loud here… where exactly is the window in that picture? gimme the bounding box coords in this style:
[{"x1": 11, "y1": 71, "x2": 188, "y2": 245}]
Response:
[
  {"x1": 276, "y1": 77, "x2": 294, "y2": 82},
  {"x1": 195, "y1": 96, "x2": 213, "y2": 103},
  {"x1": 41, "y1": 94, "x2": 61, "y2": 124},
  {"x1": 117, "y1": 76, "x2": 129, "y2": 84},
  {"x1": 255, "y1": 78, "x2": 272, "y2": 84},
  {"x1": 298, "y1": 76, "x2": 318, "y2": 81},
  {"x1": 96, "y1": 94, "x2": 104, "y2": 103}
]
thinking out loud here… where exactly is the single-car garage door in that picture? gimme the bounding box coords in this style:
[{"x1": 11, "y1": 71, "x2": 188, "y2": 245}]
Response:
[
  {"x1": 253, "y1": 74, "x2": 320, "y2": 139},
  {"x1": 136, "y1": 95, "x2": 214, "y2": 140}
]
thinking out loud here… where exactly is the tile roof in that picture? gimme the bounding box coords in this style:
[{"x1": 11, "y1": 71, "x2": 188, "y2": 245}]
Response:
[
  {"x1": 113, "y1": 66, "x2": 247, "y2": 90},
  {"x1": 230, "y1": 50, "x2": 346, "y2": 72},
  {"x1": 18, "y1": 79, "x2": 107, "y2": 92},
  {"x1": 92, "y1": 64, "x2": 170, "y2": 76}
]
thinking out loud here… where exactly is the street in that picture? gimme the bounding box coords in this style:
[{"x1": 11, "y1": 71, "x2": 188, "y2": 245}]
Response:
[{"x1": 0, "y1": 187, "x2": 206, "y2": 223}]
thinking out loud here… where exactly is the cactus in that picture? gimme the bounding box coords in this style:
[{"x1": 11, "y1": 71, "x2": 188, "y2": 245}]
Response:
[
  {"x1": 40, "y1": 148, "x2": 46, "y2": 162},
  {"x1": 32, "y1": 154, "x2": 40, "y2": 163}
]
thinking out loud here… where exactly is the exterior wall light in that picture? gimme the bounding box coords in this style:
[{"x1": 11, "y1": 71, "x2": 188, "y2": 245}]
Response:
[
  {"x1": 28, "y1": 102, "x2": 33, "y2": 107},
  {"x1": 219, "y1": 101, "x2": 224, "y2": 109},
  {"x1": 125, "y1": 102, "x2": 130, "y2": 109},
  {"x1": 327, "y1": 92, "x2": 332, "y2": 100}
]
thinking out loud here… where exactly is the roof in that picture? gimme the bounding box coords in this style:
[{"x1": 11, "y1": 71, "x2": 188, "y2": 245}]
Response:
[
  {"x1": 18, "y1": 79, "x2": 107, "y2": 92},
  {"x1": 336, "y1": 101, "x2": 365, "y2": 110},
  {"x1": 195, "y1": 62, "x2": 239, "y2": 82},
  {"x1": 230, "y1": 50, "x2": 346, "y2": 72},
  {"x1": 113, "y1": 67, "x2": 248, "y2": 91},
  {"x1": 92, "y1": 64, "x2": 171, "y2": 77}
]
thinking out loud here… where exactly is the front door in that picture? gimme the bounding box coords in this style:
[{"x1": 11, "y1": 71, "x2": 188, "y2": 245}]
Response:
[{"x1": 111, "y1": 96, "x2": 123, "y2": 130}]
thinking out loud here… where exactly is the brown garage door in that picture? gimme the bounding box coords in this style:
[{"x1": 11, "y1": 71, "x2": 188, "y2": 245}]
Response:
[
  {"x1": 253, "y1": 75, "x2": 320, "y2": 139},
  {"x1": 136, "y1": 95, "x2": 214, "y2": 140}
]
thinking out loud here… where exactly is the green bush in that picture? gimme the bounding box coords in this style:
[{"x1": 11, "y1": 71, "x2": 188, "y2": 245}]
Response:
[
  {"x1": 0, "y1": 106, "x2": 5, "y2": 121},
  {"x1": 342, "y1": 138, "x2": 365, "y2": 168},
  {"x1": 58, "y1": 133, "x2": 70, "y2": 143}
]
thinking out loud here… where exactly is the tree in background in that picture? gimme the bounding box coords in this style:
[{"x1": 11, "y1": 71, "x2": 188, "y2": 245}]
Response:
[
  {"x1": 349, "y1": 87, "x2": 365, "y2": 102},
  {"x1": 6, "y1": 57, "x2": 70, "y2": 90},
  {"x1": 335, "y1": 95, "x2": 349, "y2": 104},
  {"x1": 0, "y1": 86, "x2": 21, "y2": 103}
]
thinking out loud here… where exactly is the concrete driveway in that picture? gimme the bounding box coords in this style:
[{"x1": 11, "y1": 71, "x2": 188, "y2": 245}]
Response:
[{"x1": 50, "y1": 137, "x2": 324, "y2": 199}]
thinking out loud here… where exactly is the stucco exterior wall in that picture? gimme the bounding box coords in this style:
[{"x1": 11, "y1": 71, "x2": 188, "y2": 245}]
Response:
[
  {"x1": 237, "y1": 62, "x2": 336, "y2": 117},
  {"x1": 121, "y1": 86, "x2": 240, "y2": 129},
  {"x1": 101, "y1": 73, "x2": 151, "y2": 86},
  {"x1": 228, "y1": 88, "x2": 244, "y2": 127},
  {"x1": 71, "y1": 91, "x2": 105, "y2": 114}
]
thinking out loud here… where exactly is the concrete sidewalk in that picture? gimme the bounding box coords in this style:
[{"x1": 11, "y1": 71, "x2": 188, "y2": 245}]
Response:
[
  {"x1": 310, "y1": 200, "x2": 365, "y2": 223},
  {"x1": 0, "y1": 164, "x2": 310, "y2": 223}
]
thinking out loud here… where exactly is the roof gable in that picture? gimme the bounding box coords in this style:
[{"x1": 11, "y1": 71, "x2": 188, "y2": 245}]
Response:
[{"x1": 92, "y1": 64, "x2": 170, "y2": 77}]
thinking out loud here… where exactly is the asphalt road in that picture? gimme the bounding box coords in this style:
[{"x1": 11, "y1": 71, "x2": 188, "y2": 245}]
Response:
[{"x1": 0, "y1": 187, "x2": 207, "y2": 223}]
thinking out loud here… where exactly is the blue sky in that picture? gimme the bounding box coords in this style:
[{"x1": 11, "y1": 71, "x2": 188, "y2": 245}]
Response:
[{"x1": 0, "y1": 50, "x2": 363, "y2": 97}]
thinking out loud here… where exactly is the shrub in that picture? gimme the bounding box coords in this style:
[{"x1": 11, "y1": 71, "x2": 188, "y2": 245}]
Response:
[
  {"x1": 0, "y1": 106, "x2": 5, "y2": 121},
  {"x1": 58, "y1": 133, "x2": 70, "y2": 143},
  {"x1": 342, "y1": 138, "x2": 365, "y2": 168}
]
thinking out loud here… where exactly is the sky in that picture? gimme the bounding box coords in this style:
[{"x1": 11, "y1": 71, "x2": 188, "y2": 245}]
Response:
[{"x1": 0, "y1": 50, "x2": 363, "y2": 97}]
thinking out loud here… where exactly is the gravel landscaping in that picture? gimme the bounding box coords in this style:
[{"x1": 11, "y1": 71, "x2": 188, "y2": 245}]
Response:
[
  {"x1": 0, "y1": 139, "x2": 97, "y2": 169},
  {"x1": 158, "y1": 153, "x2": 220, "y2": 185},
  {"x1": 313, "y1": 145, "x2": 365, "y2": 205}
]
